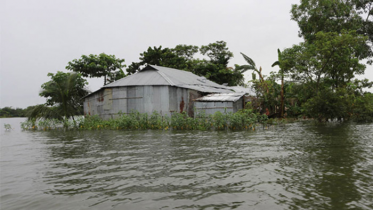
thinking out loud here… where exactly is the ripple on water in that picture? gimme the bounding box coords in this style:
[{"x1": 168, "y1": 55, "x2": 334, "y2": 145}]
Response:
[{"x1": 1, "y1": 120, "x2": 373, "y2": 210}]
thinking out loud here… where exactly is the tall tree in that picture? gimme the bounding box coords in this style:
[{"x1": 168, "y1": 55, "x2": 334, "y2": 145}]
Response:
[
  {"x1": 284, "y1": 3, "x2": 370, "y2": 121},
  {"x1": 193, "y1": 41, "x2": 239, "y2": 85},
  {"x1": 66, "y1": 53, "x2": 126, "y2": 85},
  {"x1": 291, "y1": 0, "x2": 373, "y2": 63},
  {"x1": 200, "y1": 41, "x2": 233, "y2": 66},
  {"x1": 272, "y1": 49, "x2": 286, "y2": 118},
  {"x1": 282, "y1": 31, "x2": 367, "y2": 92}
]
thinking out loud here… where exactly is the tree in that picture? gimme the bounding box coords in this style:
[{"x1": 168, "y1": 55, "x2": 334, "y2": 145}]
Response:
[
  {"x1": 272, "y1": 49, "x2": 286, "y2": 118},
  {"x1": 126, "y1": 45, "x2": 196, "y2": 75},
  {"x1": 200, "y1": 41, "x2": 233, "y2": 66},
  {"x1": 291, "y1": 0, "x2": 373, "y2": 63},
  {"x1": 66, "y1": 53, "x2": 126, "y2": 85},
  {"x1": 0, "y1": 107, "x2": 26, "y2": 117},
  {"x1": 237, "y1": 52, "x2": 268, "y2": 92},
  {"x1": 127, "y1": 41, "x2": 245, "y2": 86},
  {"x1": 236, "y1": 53, "x2": 284, "y2": 115},
  {"x1": 283, "y1": 30, "x2": 367, "y2": 92},
  {"x1": 28, "y1": 72, "x2": 89, "y2": 126},
  {"x1": 193, "y1": 41, "x2": 242, "y2": 85},
  {"x1": 172, "y1": 44, "x2": 199, "y2": 60},
  {"x1": 302, "y1": 79, "x2": 373, "y2": 121}
]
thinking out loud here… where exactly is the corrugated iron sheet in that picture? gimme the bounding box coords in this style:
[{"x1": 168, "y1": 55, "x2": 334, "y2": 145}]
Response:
[
  {"x1": 179, "y1": 84, "x2": 233, "y2": 93},
  {"x1": 84, "y1": 85, "x2": 199, "y2": 119},
  {"x1": 195, "y1": 101, "x2": 234, "y2": 115},
  {"x1": 195, "y1": 93, "x2": 245, "y2": 102},
  {"x1": 229, "y1": 86, "x2": 256, "y2": 95}
]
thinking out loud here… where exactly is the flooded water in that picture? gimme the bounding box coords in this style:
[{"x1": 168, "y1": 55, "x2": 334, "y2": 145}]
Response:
[{"x1": 1, "y1": 118, "x2": 373, "y2": 210}]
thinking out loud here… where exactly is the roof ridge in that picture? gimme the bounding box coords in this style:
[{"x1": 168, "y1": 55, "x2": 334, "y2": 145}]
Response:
[
  {"x1": 156, "y1": 69, "x2": 175, "y2": 86},
  {"x1": 103, "y1": 72, "x2": 133, "y2": 87},
  {"x1": 149, "y1": 65, "x2": 176, "y2": 86}
]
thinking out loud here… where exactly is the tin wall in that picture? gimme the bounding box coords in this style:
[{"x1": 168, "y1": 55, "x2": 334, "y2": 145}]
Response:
[
  {"x1": 169, "y1": 87, "x2": 200, "y2": 117},
  {"x1": 84, "y1": 86, "x2": 200, "y2": 119},
  {"x1": 233, "y1": 97, "x2": 244, "y2": 113},
  {"x1": 194, "y1": 97, "x2": 244, "y2": 116},
  {"x1": 194, "y1": 101, "x2": 234, "y2": 116}
]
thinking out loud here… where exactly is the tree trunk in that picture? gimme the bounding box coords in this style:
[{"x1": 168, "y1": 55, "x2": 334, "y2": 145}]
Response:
[{"x1": 281, "y1": 74, "x2": 284, "y2": 118}]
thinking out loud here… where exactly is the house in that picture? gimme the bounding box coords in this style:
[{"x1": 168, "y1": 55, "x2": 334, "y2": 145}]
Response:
[{"x1": 83, "y1": 65, "x2": 235, "y2": 119}]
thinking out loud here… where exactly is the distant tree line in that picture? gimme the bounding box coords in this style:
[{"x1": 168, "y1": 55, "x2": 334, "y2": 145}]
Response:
[{"x1": 0, "y1": 106, "x2": 38, "y2": 118}]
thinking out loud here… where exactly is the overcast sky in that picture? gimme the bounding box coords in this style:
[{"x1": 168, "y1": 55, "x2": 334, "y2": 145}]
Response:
[{"x1": 1, "y1": 0, "x2": 372, "y2": 108}]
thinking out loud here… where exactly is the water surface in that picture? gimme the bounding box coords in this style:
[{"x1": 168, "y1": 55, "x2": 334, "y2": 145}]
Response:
[{"x1": 1, "y1": 118, "x2": 372, "y2": 209}]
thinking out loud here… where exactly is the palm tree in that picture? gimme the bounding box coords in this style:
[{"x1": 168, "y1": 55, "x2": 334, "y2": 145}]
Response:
[
  {"x1": 271, "y1": 49, "x2": 285, "y2": 118},
  {"x1": 28, "y1": 72, "x2": 89, "y2": 127}
]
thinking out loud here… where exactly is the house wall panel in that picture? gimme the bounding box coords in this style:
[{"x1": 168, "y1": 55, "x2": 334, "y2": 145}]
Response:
[
  {"x1": 136, "y1": 86, "x2": 145, "y2": 113},
  {"x1": 84, "y1": 85, "x2": 224, "y2": 119},
  {"x1": 143, "y1": 86, "x2": 153, "y2": 114},
  {"x1": 159, "y1": 86, "x2": 170, "y2": 116},
  {"x1": 169, "y1": 87, "x2": 178, "y2": 113},
  {"x1": 111, "y1": 87, "x2": 127, "y2": 117},
  {"x1": 195, "y1": 101, "x2": 234, "y2": 116}
]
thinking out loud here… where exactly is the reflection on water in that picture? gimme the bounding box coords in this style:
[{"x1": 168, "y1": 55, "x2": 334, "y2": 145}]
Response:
[
  {"x1": 1, "y1": 118, "x2": 373, "y2": 210},
  {"x1": 275, "y1": 123, "x2": 373, "y2": 209}
]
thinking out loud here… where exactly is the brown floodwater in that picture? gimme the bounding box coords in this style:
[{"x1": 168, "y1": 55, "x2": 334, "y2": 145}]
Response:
[{"x1": 1, "y1": 118, "x2": 372, "y2": 210}]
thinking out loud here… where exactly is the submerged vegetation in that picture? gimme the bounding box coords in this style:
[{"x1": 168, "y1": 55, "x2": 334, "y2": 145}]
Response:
[{"x1": 21, "y1": 110, "x2": 269, "y2": 132}]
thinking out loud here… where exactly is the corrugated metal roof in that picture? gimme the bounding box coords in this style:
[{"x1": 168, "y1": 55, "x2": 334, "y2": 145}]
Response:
[
  {"x1": 229, "y1": 86, "x2": 256, "y2": 95},
  {"x1": 105, "y1": 65, "x2": 230, "y2": 89},
  {"x1": 195, "y1": 93, "x2": 245, "y2": 102},
  {"x1": 84, "y1": 65, "x2": 233, "y2": 98},
  {"x1": 105, "y1": 68, "x2": 169, "y2": 87},
  {"x1": 180, "y1": 84, "x2": 233, "y2": 93}
]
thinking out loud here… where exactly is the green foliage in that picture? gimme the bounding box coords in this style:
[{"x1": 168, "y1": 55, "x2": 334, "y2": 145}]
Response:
[
  {"x1": 272, "y1": 49, "x2": 286, "y2": 118},
  {"x1": 237, "y1": 53, "x2": 282, "y2": 115},
  {"x1": 37, "y1": 72, "x2": 88, "y2": 120},
  {"x1": 252, "y1": 72, "x2": 282, "y2": 115},
  {"x1": 27, "y1": 105, "x2": 64, "y2": 121},
  {"x1": 275, "y1": 0, "x2": 373, "y2": 122},
  {"x1": 126, "y1": 45, "x2": 196, "y2": 75},
  {"x1": 302, "y1": 80, "x2": 373, "y2": 122},
  {"x1": 171, "y1": 112, "x2": 192, "y2": 130},
  {"x1": 194, "y1": 41, "x2": 241, "y2": 86},
  {"x1": 0, "y1": 107, "x2": 27, "y2": 118},
  {"x1": 21, "y1": 120, "x2": 35, "y2": 130},
  {"x1": 279, "y1": 30, "x2": 369, "y2": 121},
  {"x1": 26, "y1": 72, "x2": 89, "y2": 128},
  {"x1": 302, "y1": 88, "x2": 349, "y2": 121},
  {"x1": 291, "y1": 0, "x2": 372, "y2": 63},
  {"x1": 73, "y1": 110, "x2": 267, "y2": 131},
  {"x1": 200, "y1": 41, "x2": 233, "y2": 66},
  {"x1": 127, "y1": 41, "x2": 244, "y2": 86},
  {"x1": 350, "y1": 92, "x2": 373, "y2": 122},
  {"x1": 4, "y1": 123, "x2": 11, "y2": 130},
  {"x1": 20, "y1": 117, "x2": 81, "y2": 130},
  {"x1": 282, "y1": 32, "x2": 367, "y2": 90},
  {"x1": 66, "y1": 53, "x2": 126, "y2": 85},
  {"x1": 19, "y1": 109, "x2": 272, "y2": 131},
  {"x1": 40, "y1": 72, "x2": 88, "y2": 108},
  {"x1": 212, "y1": 111, "x2": 227, "y2": 130}
]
